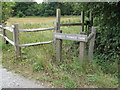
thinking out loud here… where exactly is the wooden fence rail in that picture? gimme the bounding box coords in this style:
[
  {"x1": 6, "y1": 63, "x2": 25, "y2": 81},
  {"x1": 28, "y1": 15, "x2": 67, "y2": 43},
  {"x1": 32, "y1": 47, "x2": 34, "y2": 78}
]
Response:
[
  {"x1": 3, "y1": 27, "x2": 13, "y2": 32},
  {"x1": 19, "y1": 41, "x2": 53, "y2": 47},
  {"x1": 0, "y1": 24, "x2": 54, "y2": 56},
  {"x1": 0, "y1": 33, "x2": 14, "y2": 45},
  {"x1": 19, "y1": 28, "x2": 54, "y2": 32},
  {"x1": 60, "y1": 23, "x2": 87, "y2": 26}
]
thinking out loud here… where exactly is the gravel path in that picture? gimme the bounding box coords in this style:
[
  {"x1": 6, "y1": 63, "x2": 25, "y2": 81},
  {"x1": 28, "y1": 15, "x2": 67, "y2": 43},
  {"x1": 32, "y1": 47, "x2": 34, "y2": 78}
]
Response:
[
  {"x1": 0, "y1": 52, "x2": 51, "y2": 89},
  {"x1": 0, "y1": 66, "x2": 48, "y2": 88}
]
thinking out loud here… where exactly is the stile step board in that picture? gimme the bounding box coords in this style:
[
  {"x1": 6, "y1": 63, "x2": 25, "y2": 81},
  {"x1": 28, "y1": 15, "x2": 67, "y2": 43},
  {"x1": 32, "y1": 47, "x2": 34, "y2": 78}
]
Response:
[
  {"x1": 19, "y1": 41, "x2": 53, "y2": 47},
  {"x1": 19, "y1": 28, "x2": 54, "y2": 32},
  {"x1": 54, "y1": 32, "x2": 88, "y2": 42}
]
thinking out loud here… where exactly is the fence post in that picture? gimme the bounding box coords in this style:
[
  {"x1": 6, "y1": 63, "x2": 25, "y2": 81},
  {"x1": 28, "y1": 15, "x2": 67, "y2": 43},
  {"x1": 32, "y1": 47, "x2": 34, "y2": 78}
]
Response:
[
  {"x1": 13, "y1": 24, "x2": 21, "y2": 56},
  {"x1": 88, "y1": 27, "x2": 96, "y2": 61},
  {"x1": 55, "y1": 9, "x2": 62, "y2": 61},
  {"x1": 81, "y1": 11, "x2": 84, "y2": 33},
  {"x1": 79, "y1": 33, "x2": 87, "y2": 63},
  {"x1": 89, "y1": 12, "x2": 93, "y2": 27},
  {"x1": 2, "y1": 23, "x2": 9, "y2": 44}
]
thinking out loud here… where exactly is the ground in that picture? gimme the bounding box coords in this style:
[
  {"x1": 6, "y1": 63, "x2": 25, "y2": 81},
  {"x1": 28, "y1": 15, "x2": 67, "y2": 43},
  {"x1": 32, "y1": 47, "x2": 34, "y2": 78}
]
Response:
[{"x1": 1, "y1": 67, "x2": 48, "y2": 88}]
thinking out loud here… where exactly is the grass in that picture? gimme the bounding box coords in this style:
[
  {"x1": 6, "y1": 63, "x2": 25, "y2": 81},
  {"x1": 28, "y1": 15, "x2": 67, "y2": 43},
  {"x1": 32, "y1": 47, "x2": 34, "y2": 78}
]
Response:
[{"x1": 1, "y1": 16, "x2": 118, "y2": 88}]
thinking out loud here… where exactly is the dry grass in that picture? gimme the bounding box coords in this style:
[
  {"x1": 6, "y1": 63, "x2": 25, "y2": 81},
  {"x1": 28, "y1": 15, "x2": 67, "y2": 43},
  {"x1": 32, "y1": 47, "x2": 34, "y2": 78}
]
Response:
[{"x1": 7, "y1": 17, "x2": 80, "y2": 25}]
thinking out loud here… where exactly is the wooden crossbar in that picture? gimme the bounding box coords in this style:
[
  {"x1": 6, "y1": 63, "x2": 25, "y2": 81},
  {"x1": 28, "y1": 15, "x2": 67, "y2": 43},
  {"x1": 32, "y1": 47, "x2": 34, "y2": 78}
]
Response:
[
  {"x1": 0, "y1": 28, "x2": 2, "y2": 31},
  {"x1": 0, "y1": 34, "x2": 14, "y2": 45},
  {"x1": 3, "y1": 27, "x2": 13, "y2": 32},
  {"x1": 0, "y1": 25, "x2": 2, "y2": 28},
  {"x1": 60, "y1": 23, "x2": 87, "y2": 26},
  {"x1": 19, "y1": 41, "x2": 53, "y2": 47},
  {"x1": 87, "y1": 33, "x2": 94, "y2": 41},
  {"x1": 19, "y1": 28, "x2": 54, "y2": 32}
]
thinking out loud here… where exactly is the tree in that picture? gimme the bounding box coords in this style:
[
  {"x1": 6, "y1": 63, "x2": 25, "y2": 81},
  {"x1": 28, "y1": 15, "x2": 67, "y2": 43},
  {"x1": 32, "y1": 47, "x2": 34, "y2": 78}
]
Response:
[
  {"x1": 12, "y1": 2, "x2": 38, "y2": 17},
  {"x1": 0, "y1": 2, "x2": 15, "y2": 23}
]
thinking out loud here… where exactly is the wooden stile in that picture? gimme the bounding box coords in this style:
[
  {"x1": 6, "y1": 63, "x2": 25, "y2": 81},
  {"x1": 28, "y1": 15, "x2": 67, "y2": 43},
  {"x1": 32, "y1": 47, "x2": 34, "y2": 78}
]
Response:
[
  {"x1": 1, "y1": 9, "x2": 96, "y2": 63},
  {"x1": 13, "y1": 24, "x2": 21, "y2": 56},
  {"x1": 88, "y1": 27, "x2": 96, "y2": 61}
]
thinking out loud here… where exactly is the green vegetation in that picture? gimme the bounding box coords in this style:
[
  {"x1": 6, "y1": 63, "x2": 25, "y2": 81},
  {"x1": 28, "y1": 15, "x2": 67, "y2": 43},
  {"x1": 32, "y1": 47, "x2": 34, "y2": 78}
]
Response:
[
  {"x1": 1, "y1": 17, "x2": 118, "y2": 88},
  {"x1": 0, "y1": 2, "x2": 15, "y2": 23},
  {"x1": 1, "y1": 1, "x2": 119, "y2": 88}
]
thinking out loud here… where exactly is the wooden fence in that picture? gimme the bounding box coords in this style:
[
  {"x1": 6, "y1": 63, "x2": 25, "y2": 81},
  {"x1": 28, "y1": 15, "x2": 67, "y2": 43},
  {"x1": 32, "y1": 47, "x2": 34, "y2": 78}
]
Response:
[
  {"x1": 0, "y1": 9, "x2": 96, "y2": 63},
  {"x1": 0, "y1": 24, "x2": 54, "y2": 56}
]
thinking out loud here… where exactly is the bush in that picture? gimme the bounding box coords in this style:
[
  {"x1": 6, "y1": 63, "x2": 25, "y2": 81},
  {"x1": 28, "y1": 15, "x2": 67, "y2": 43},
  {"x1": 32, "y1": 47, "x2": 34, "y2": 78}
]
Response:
[{"x1": 33, "y1": 61, "x2": 44, "y2": 71}]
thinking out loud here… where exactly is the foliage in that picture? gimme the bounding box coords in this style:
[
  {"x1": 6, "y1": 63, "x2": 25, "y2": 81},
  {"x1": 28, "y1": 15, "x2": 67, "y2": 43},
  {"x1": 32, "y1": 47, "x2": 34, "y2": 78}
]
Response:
[
  {"x1": 12, "y1": 2, "x2": 37, "y2": 17},
  {"x1": 12, "y1": 2, "x2": 74, "y2": 17},
  {"x1": 85, "y1": 2, "x2": 120, "y2": 61},
  {"x1": 33, "y1": 61, "x2": 44, "y2": 71},
  {"x1": 70, "y1": 2, "x2": 119, "y2": 76},
  {"x1": 1, "y1": 2, "x2": 15, "y2": 23}
]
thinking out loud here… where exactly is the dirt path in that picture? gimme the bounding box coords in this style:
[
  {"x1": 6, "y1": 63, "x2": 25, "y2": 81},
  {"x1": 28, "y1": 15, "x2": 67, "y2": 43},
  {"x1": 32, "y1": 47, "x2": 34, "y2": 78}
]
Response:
[{"x1": 0, "y1": 66, "x2": 50, "y2": 88}]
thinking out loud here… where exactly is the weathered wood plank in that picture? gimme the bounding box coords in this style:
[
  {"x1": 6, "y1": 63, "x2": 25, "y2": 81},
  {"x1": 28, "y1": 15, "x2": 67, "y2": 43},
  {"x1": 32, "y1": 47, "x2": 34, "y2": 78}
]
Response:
[
  {"x1": 3, "y1": 27, "x2": 13, "y2": 32},
  {"x1": 60, "y1": 23, "x2": 87, "y2": 26},
  {"x1": 0, "y1": 28, "x2": 2, "y2": 31},
  {"x1": 0, "y1": 25, "x2": 2, "y2": 28},
  {"x1": 79, "y1": 41, "x2": 86, "y2": 63},
  {"x1": 13, "y1": 24, "x2": 21, "y2": 56},
  {"x1": 19, "y1": 41, "x2": 53, "y2": 47},
  {"x1": 87, "y1": 33, "x2": 94, "y2": 41},
  {"x1": 55, "y1": 9, "x2": 62, "y2": 61},
  {"x1": 88, "y1": 27, "x2": 96, "y2": 61},
  {"x1": 0, "y1": 33, "x2": 2, "y2": 37},
  {"x1": 19, "y1": 28, "x2": 54, "y2": 32},
  {"x1": 0, "y1": 34, "x2": 14, "y2": 45},
  {"x1": 54, "y1": 32, "x2": 88, "y2": 42},
  {"x1": 79, "y1": 32, "x2": 87, "y2": 63},
  {"x1": 2, "y1": 24, "x2": 9, "y2": 44},
  {"x1": 81, "y1": 11, "x2": 85, "y2": 32},
  {"x1": 89, "y1": 12, "x2": 93, "y2": 26}
]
